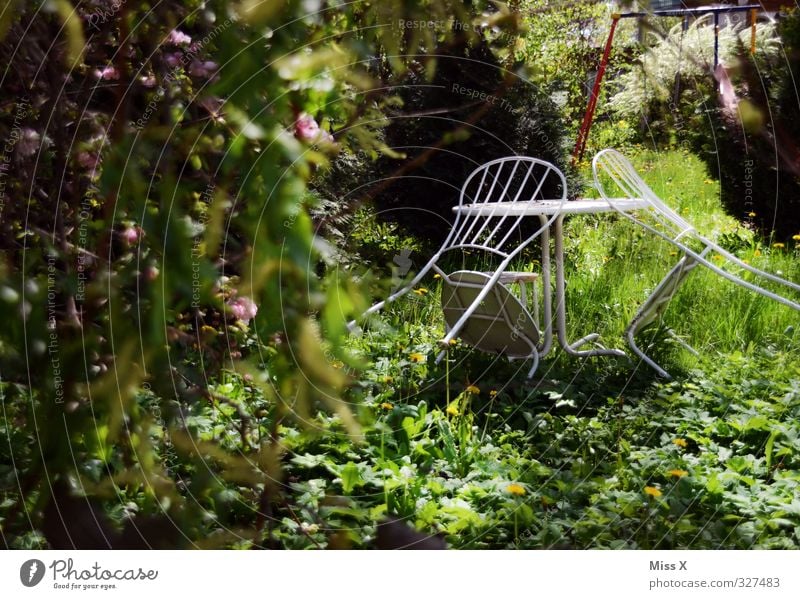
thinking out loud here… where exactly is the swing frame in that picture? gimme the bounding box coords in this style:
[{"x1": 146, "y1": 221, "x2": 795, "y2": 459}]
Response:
[{"x1": 572, "y1": 3, "x2": 762, "y2": 163}]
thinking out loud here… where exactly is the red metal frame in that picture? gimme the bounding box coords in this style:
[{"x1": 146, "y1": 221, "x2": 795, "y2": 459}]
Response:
[{"x1": 572, "y1": 15, "x2": 619, "y2": 164}]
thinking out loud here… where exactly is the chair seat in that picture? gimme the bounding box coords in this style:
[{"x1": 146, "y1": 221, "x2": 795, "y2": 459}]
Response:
[
  {"x1": 441, "y1": 271, "x2": 539, "y2": 358},
  {"x1": 495, "y1": 271, "x2": 539, "y2": 284}
]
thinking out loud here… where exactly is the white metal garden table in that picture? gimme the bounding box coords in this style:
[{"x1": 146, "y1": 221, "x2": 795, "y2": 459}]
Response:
[{"x1": 452, "y1": 198, "x2": 649, "y2": 361}]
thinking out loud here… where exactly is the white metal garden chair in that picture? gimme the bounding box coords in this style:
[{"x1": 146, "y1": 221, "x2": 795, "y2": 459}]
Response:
[
  {"x1": 349, "y1": 157, "x2": 568, "y2": 378},
  {"x1": 593, "y1": 148, "x2": 800, "y2": 378}
]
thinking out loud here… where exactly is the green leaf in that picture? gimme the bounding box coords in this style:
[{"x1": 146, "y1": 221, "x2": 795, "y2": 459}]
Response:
[
  {"x1": 765, "y1": 429, "x2": 779, "y2": 471},
  {"x1": 339, "y1": 461, "x2": 362, "y2": 494}
]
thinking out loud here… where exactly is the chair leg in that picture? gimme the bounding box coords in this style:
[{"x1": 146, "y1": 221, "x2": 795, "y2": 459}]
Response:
[
  {"x1": 625, "y1": 252, "x2": 704, "y2": 378},
  {"x1": 627, "y1": 327, "x2": 671, "y2": 379}
]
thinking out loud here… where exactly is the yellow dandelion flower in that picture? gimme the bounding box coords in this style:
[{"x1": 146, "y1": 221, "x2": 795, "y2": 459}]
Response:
[
  {"x1": 380, "y1": 402, "x2": 394, "y2": 410},
  {"x1": 644, "y1": 486, "x2": 662, "y2": 498},
  {"x1": 446, "y1": 405, "x2": 459, "y2": 416},
  {"x1": 748, "y1": 211, "x2": 756, "y2": 218},
  {"x1": 489, "y1": 390, "x2": 498, "y2": 398},
  {"x1": 466, "y1": 385, "x2": 480, "y2": 395},
  {"x1": 409, "y1": 352, "x2": 425, "y2": 363},
  {"x1": 672, "y1": 438, "x2": 688, "y2": 448},
  {"x1": 712, "y1": 254, "x2": 723, "y2": 261},
  {"x1": 667, "y1": 469, "x2": 688, "y2": 478},
  {"x1": 433, "y1": 273, "x2": 442, "y2": 279},
  {"x1": 412, "y1": 287, "x2": 429, "y2": 296},
  {"x1": 448, "y1": 338, "x2": 458, "y2": 346},
  {"x1": 382, "y1": 375, "x2": 393, "y2": 383},
  {"x1": 793, "y1": 234, "x2": 800, "y2": 241},
  {"x1": 773, "y1": 242, "x2": 785, "y2": 249},
  {"x1": 754, "y1": 249, "x2": 762, "y2": 257},
  {"x1": 704, "y1": 179, "x2": 712, "y2": 185},
  {"x1": 506, "y1": 483, "x2": 526, "y2": 496}
]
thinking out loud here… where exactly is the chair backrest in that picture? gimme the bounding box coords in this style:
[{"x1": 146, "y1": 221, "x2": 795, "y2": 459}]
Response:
[
  {"x1": 593, "y1": 148, "x2": 695, "y2": 238},
  {"x1": 593, "y1": 148, "x2": 800, "y2": 310},
  {"x1": 444, "y1": 157, "x2": 568, "y2": 260}
]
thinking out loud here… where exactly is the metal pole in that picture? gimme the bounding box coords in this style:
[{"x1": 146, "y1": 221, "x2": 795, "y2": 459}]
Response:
[{"x1": 572, "y1": 15, "x2": 620, "y2": 164}]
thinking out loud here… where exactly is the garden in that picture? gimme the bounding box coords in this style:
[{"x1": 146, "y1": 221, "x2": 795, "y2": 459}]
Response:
[{"x1": 1, "y1": 0, "x2": 799, "y2": 551}]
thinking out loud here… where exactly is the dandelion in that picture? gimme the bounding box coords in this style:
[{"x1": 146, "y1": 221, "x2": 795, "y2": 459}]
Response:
[
  {"x1": 644, "y1": 486, "x2": 662, "y2": 498},
  {"x1": 672, "y1": 438, "x2": 687, "y2": 448},
  {"x1": 754, "y1": 249, "x2": 762, "y2": 257},
  {"x1": 446, "y1": 405, "x2": 459, "y2": 416},
  {"x1": 412, "y1": 287, "x2": 428, "y2": 296},
  {"x1": 506, "y1": 483, "x2": 526, "y2": 496},
  {"x1": 773, "y1": 242, "x2": 785, "y2": 249},
  {"x1": 382, "y1": 375, "x2": 393, "y2": 383},
  {"x1": 667, "y1": 469, "x2": 688, "y2": 478},
  {"x1": 409, "y1": 352, "x2": 425, "y2": 363},
  {"x1": 380, "y1": 402, "x2": 393, "y2": 410},
  {"x1": 703, "y1": 179, "x2": 712, "y2": 185},
  {"x1": 433, "y1": 273, "x2": 442, "y2": 279},
  {"x1": 466, "y1": 384, "x2": 480, "y2": 395},
  {"x1": 489, "y1": 390, "x2": 498, "y2": 398},
  {"x1": 748, "y1": 212, "x2": 756, "y2": 218},
  {"x1": 793, "y1": 234, "x2": 800, "y2": 241}
]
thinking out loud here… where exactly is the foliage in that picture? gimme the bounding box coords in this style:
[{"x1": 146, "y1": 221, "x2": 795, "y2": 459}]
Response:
[
  {"x1": 365, "y1": 35, "x2": 569, "y2": 245},
  {"x1": 606, "y1": 12, "x2": 800, "y2": 240},
  {"x1": 0, "y1": 0, "x2": 512, "y2": 548},
  {"x1": 608, "y1": 17, "x2": 780, "y2": 124},
  {"x1": 516, "y1": 0, "x2": 638, "y2": 131}
]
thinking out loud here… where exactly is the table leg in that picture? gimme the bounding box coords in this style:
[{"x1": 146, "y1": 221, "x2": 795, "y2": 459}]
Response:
[
  {"x1": 537, "y1": 215, "x2": 553, "y2": 358},
  {"x1": 553, "y1": 215, "x2": 627, "y2": 358}
]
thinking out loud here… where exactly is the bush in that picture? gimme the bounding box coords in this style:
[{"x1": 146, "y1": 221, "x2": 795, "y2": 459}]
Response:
[{"x1": 356, "y1": 36, "x2": 571, "y2": 246}]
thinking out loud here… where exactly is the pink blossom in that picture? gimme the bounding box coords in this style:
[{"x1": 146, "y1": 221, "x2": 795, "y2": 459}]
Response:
[
  {"x1": 95, "y1": 65, "x2": 120, "y2": 80},
  {"x1": 139, "y1": 74, "x2": 157, "y2": 88},
  {"x1": 168, "y1": 29, "x2": 192, "y2": 46},
  {"x1": 189, "y1": 60, "x2": 218, "y2": 78},
  {"x1": 295, "y1": 114, "x2": 320, "y2": 141},
  {"x1": 227, "y1": 296, "x2": 258, "y2": 324},
  {"x1": 16, "y1": 129, "x2": 41, "y2": 158},
  {"x1": 121, "y1": 226, "x2": 139, "y2": 245},
  {"x1": 164, "y1": 52, "x2": 183, "y2": 68},
  {"x1": 77, "y1": 151, "x2": 100, "y2": 170}
]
